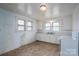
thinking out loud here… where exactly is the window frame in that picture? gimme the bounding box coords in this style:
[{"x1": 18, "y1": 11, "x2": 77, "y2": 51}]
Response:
[
  {"x1": 26, "y1": 21, "x2": 33, "y2": 31},
  {"x1": 17, "y1": 18, "x2": 25, "y2": 31},
  {"x1": 45, "y1": 22, "x2": 51, "y2": 31},
  {"x1": 53, "y1": 22, "x2": 60, "y2": 32},
  {"x1": 45, "y1": 21, "x2": 60, "y2": 32}
]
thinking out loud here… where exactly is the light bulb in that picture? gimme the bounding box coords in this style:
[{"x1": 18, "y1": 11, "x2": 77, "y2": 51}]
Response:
[
  {"x1": 40, "y1": 6, "x2": 46, "y2": 11},
  {"x1": 40, "y1": 4, "x2": 47, "y2": 11}
]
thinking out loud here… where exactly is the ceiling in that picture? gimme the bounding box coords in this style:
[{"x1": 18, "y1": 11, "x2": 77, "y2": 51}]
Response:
[{"x1": 0, "y1": 3, "x2": 77, "y2": 20}]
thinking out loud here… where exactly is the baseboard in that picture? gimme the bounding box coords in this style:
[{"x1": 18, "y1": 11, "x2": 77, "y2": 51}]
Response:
[
  {"x1": 0, "y1": 40, "x2": 59, "y2": 55},
  {"x1": 35, "y1": 40, "x2": 59, "y2": 45},
  {"x1": 0, "y1": 40, "x2": 36, "y2": 56},
  {"x1": 0, "y1": 45, "x2": 21, "y2": 56}
]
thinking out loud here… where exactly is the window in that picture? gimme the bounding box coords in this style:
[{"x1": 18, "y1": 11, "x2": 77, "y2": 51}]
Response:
[
  {"x1": 26, "y1": 21, "x2": 32, "y2": 31},
  {"x1": 17, "y1": 19, "x2": 25, "y2": 31},
  {"x1": 45, "y1": 21, "x2": 59, "y2": 32},
  {"x1": 45, "y1": 22, "x2": 51, "y2": 31},
  {"x1": 18, "y1": 26, "x2": 24, "y2": 30},
  {"x1": 18, "y1": 20, "x2": 24, "y2": 25},
  {"x1": 53, "y1": 23, "x2": 59, "y2": 32}
]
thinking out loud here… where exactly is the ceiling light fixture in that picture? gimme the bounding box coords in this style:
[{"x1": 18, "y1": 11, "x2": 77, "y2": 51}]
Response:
[{"x1": 40, "y1": 3, "x2": 47, "y2": 11}]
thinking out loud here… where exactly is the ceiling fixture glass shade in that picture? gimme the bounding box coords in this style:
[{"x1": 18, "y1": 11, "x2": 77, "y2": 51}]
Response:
[{"x1": 40, "y1": 3, "x2": 47, "y2": 11}]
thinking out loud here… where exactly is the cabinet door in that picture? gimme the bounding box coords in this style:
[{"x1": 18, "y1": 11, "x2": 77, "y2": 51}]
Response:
[{"x1": 60, "y1": 36, "x2": 78, "y2": 56}]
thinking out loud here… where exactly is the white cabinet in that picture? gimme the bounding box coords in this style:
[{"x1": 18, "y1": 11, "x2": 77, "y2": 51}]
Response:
[
  {"x1": 60, "y1": 35, "x2": 78, "y2": 56},
  {"x1": 36, "y1": 33, "x2": 59, "y2": 44}
]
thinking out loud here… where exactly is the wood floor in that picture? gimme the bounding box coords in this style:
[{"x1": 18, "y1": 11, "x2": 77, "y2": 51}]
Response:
[{"x1": 1, "y1": 41, "x2": 60, "y2": 56}]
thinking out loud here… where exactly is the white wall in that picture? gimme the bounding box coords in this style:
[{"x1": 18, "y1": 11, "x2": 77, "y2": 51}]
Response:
[
  {"x1": 0, "y1": 8, "x2": 37, "y2": 54},
  {"x1": 72, "y1": 4, "x2": 79, "y2": 56},
  {"x1": 36, "y1": 15, "x2": 72, "y2": 44},
  {"x1": 72, "y1": 4, "x2": 79, "y2": 32},
  {"x1": 60, "y1": 4, "x2": 79, "y2": 56}
]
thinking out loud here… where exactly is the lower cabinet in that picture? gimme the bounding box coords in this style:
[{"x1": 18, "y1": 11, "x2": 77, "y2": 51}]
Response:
[
  {"x1": 36, "y1": 33, "x2": 59, "y2": 44},
  {"x1": 60, "y1": 36, "x2": 78, "y2": 56}
]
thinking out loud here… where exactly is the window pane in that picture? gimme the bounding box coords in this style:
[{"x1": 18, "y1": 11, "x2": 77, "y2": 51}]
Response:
[
  {"x1": 45, "y1": 27, "x2": 50, "y2": 30},
  {"x1": 18, "y1": 26, "x2": 24, "y2": 30},
  {"x1": 27, "y1": 22, "x2": 32, "y2": 26},
  {"x1": 27, "y1": 27, "x2": 32, "y2": 31},
  {"x1": 53, "y1": 23, "x2": 59, "y2": 26},
  {"x1": 45, "y1": 23, "x2": 51, "y2": 27},
  {"x1": 53, "y1": 27, "x2": 59, "y2": 31},
  {"x1": 18, "y1": 20, "x2": 24, "y2": 25}
]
